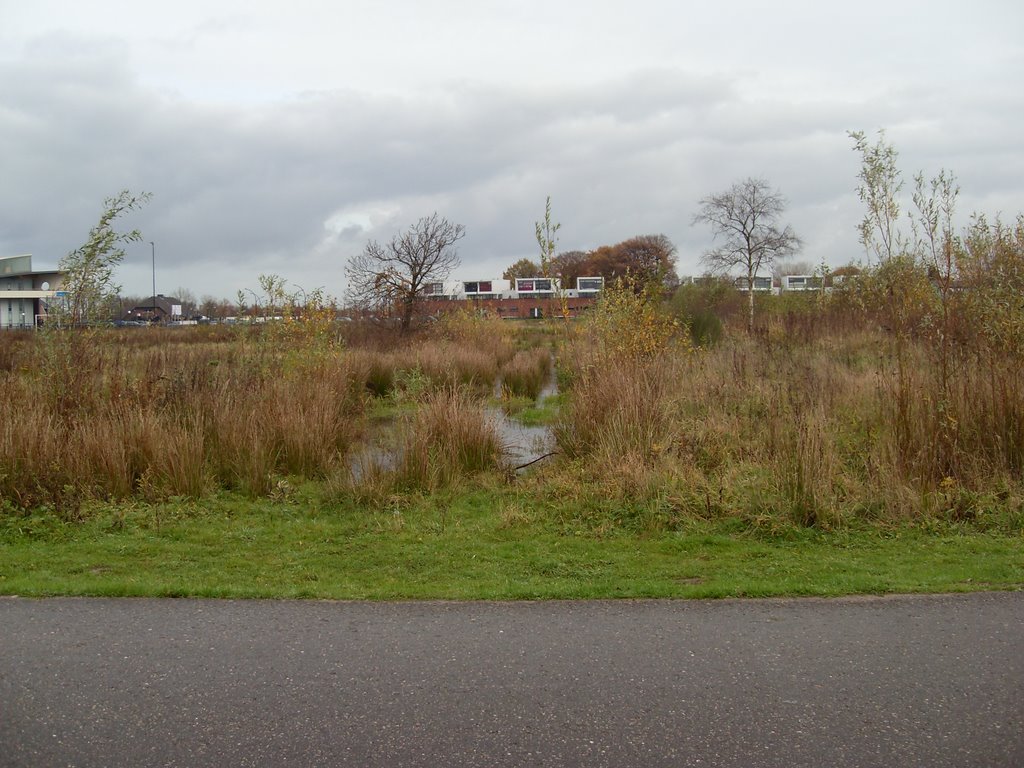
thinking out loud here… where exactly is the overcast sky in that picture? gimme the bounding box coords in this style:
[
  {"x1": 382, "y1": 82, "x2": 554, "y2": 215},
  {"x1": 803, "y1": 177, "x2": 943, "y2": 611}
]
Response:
[{"x1": 2, "y1": 0, "x2": 1023, "y2": 301}]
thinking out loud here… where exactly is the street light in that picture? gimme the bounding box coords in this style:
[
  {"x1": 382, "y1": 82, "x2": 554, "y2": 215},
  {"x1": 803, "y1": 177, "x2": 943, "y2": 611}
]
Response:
[{"x1": 150, "y1": 241, "x2": 156, "y2": 303}]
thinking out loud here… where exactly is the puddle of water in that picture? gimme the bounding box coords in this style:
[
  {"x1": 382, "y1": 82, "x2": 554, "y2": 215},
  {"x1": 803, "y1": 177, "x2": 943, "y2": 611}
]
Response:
[
  {"x1": 347, "y1": 444, "x2": 398, "y2": 483},
  {"x1": 492, "y1": 354, "x2": 559, "y2": 470},
  {"x1": 350, "y1": 357, "x2": 561, "y2": 479},
  {"x1": 538, "y1": 363, "x2": 559, "y2": 400},
  {"x1": 346, "y1": 414, "x2": 399, "y2": 483},
  {"x1": 351, "y1": 409, "x2": 556, "y2": 479},
  {"x1": 487, "y1": 407, "x2": 556, "y2": 470}
]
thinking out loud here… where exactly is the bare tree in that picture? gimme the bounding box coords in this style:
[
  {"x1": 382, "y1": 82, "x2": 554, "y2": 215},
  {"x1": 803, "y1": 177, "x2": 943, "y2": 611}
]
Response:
[
  {"x1": 345, "y1": 213, "x2": 465, "y2": 332},
  {"x1": 171, "y1": 287, "x2": 199, "y2": 318},
  {"x1": 693, "y1": 177, "x2": 801, "y2": 333},
  {"x1": 199, "y1": 295, "x2": 223, "y2": 320}
]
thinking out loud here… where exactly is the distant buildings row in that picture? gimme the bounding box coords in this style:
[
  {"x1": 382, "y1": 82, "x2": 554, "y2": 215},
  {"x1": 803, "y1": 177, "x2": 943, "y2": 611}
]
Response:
[
  {"x1": 1, "y1": 252, "x2": 837, "y2": 330},
  {"x1": 415, "y1": 276, "x2": 605, "y2": 319},
  {"x1": 420, "y1": 276, "x2": 604, "y2": 300},
  {"x1": 427, "y1": 273, "x2": 837, "y2": 301},
  {"x1": 410, "y1": 272, "x2": 834, "y2": 320},
  {"x1": 679, "y1": 274, "x2": 843, "y2": 294}
]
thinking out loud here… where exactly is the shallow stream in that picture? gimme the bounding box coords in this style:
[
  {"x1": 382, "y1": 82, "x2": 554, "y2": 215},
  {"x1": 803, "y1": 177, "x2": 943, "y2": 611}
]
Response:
[
  {"x1": 351, "y1": 367, "x2": 559, "y2": 479},
  {"x1": 487, "y1": 364, "x2": 559, "y2": 470}
]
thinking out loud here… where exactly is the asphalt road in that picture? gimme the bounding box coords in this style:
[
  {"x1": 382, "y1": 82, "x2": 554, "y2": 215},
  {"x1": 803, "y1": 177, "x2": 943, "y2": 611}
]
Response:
[{"x1": 1, "y1": 593, "x2": 1021, "y2": 767}]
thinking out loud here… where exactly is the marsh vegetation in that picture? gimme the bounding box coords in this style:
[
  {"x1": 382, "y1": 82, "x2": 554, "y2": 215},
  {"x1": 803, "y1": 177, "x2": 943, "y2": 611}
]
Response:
[
  {"x1": 2, "y1": 254, "x2": 1024, "y2": 536},
  {"x1": 2, "y1": 132, "x2": 1023, "y2": 598}
]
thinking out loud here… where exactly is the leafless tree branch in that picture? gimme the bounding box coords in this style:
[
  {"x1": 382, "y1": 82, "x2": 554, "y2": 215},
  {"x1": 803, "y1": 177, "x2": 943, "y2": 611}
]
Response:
[
  {"x1": 345, "y1": 213, "x2": 465, "y2": 332},
  {"x1": 693, "y1": 177, "x2": 802, "y2": 332}
]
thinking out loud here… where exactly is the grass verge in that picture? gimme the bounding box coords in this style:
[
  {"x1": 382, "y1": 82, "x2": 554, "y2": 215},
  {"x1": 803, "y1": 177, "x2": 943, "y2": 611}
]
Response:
[{"x1": 1, "y1": 485, "x2": 1021, "y2": 600}]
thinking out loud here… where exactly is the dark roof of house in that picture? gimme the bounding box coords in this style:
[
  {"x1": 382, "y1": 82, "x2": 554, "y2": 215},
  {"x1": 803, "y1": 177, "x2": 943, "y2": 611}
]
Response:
[{"x1": 124, "y1": 296, "x2": 182, "y2": 316}]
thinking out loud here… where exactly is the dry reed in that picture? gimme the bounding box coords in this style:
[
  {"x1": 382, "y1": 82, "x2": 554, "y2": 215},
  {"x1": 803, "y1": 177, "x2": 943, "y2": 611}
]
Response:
[{"x1": 0, "y1": 332, "x2": 367, "y2": 507}]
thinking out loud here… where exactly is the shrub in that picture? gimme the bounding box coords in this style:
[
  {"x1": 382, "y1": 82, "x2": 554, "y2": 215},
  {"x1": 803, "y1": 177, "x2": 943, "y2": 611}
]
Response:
[
  {"x1": 670, "y1": 282, "x2": 732, "y2": 346},
  {"x1": 580, "y1": 277, "x2": 685, "y2": 364}
]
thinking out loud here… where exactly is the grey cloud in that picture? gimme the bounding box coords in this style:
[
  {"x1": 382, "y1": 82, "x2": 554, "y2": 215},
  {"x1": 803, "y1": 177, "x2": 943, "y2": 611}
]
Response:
[{"x1": 2, "y1": 43, "x2": 1022, "y2": 298}]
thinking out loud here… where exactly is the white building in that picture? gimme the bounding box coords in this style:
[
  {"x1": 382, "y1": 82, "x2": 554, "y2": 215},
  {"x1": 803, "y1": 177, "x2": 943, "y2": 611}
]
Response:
[
  {"x1": 421, "y1": 276, "x2": 604, "y2": 301},
  {"x1": 782, "y1": 274, "x2": 823, "y2": 292},
  {"x1": 0, "y1": 254, "x2": 64, "y2": 329},
  {"x1": 733, "y1": 275, "x2": 774, "y2": 292}
]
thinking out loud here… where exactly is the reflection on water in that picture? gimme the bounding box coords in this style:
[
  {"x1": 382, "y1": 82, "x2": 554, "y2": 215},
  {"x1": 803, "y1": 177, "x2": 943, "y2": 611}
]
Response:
[
  {"x1": 350, "y1": 362, "x2": 560, "y2": 479},
  {"x1": 538, "y1": 363, "x2": 559, "y2": 401},
  {"x1": 488, "y1": 406, "x2": 556, "y2": 470},
  {"x1": 493, "y1": 358, "x2": 558, "y2": 470},
  {"x1": 347, "y1": 443, "x2": 397, "y2": 482}
]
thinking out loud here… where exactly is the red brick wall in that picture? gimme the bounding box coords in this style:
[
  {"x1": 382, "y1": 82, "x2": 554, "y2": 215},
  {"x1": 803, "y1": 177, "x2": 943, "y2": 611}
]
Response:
[{"x1": 416, "y1": 296, "x2": 597, "y2": 319}]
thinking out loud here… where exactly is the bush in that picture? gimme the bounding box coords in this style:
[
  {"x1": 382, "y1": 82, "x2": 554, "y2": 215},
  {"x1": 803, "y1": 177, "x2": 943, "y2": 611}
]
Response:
[
  {"x1": 669, "y1": 281, "x2": 731, "y2": 346},
  {"x1": 581, "y1": 278, "x2": 684, "y2": 362}
]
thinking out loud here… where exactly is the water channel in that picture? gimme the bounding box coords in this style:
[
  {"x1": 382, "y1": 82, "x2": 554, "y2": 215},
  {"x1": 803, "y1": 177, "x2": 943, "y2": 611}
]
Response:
[{"x1": 350, "y1": 367, "x2": 559, "y2": 480}]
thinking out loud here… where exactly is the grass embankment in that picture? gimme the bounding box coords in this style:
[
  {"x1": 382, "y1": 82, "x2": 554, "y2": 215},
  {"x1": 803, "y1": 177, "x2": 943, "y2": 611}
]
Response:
[{"x1": 2, "y1": 485, "x2": 1021, "y2": 599}]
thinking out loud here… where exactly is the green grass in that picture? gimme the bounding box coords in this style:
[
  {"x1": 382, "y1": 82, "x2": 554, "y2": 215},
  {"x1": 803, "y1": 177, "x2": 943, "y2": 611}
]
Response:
[
  {"x1": 514, "y1": 392, "x2": 564, "y2": 426},
  {"x1": 1, "y1": 485, "x2": 1021, "y2": 600},
  {"x1": 495, "y1": 392, "x2": 564, "y2": 427}
]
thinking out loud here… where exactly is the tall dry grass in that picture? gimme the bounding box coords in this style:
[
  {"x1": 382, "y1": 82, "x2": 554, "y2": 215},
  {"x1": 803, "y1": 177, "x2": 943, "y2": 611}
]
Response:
[
  {"x1": 432, "y1": 308, "x2": 516, "y2": 365},
  {"x1": 0, "y1": 331, "x2": 367, "y2": 508},
  {"x1": 404, "y1": 342, "x2": 500, "y2": 392},
  {"x1": 348, "y1": 338, "x2": 507, "y2": 400},
  {"x1": 396, "y1": 387, "x2": 504, "y2": 488},
  {"x1": 7, "y1": 290, "x2": 1024, "y2": 530},
  {"x1": 551, "y1": 305, "x2": 1024, "y2": 527},
  {"x1": 555, "y1": 358, "x2": 681, "y2": 467},
  {"x1": 500, "y1": 348, "x2": 552, "y2": 400},
  {"x1": 344, "y1": 387, "x2": 504, "y2": 496},
  {"x1": 879, "y1": 350, "x2": 1024, "y2": 487}
]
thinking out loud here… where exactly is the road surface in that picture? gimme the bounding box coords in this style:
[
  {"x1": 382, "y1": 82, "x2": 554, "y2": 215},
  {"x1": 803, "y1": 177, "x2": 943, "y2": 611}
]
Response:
[{"x1": 1, "y1": 593, "x2": 1021, "y2": 767}]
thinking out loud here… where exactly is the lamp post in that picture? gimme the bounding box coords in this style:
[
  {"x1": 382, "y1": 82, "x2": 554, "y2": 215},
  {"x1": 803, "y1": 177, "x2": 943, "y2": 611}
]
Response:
[{"x1": 150, "y1": 241, "x2": 156, "y2": 303}]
